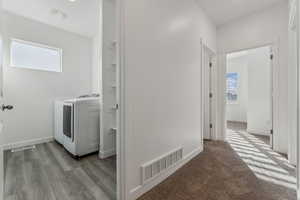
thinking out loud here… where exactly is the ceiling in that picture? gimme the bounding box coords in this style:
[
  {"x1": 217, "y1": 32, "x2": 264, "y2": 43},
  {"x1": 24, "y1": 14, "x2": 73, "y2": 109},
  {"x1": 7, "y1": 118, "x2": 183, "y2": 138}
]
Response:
[
  {"x1": 196, "y1": 0, "x2": 286, "y2": 26},
  {"x1": 2, "y1": 0, "x2": 100, "y2": 37}
]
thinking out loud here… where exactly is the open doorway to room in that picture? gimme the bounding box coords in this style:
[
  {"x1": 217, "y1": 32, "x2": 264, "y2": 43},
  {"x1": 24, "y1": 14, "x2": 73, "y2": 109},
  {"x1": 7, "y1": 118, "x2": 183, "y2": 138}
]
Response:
[
  {"x1": 0, "y1": 0, "x2": 119, "y2": 199},
  {"x1": 224, "y1": 45, "x2": 297, "y2": 194},
  {"x1": 225, "y1": 46, "x2": 273, "y2": 148}
]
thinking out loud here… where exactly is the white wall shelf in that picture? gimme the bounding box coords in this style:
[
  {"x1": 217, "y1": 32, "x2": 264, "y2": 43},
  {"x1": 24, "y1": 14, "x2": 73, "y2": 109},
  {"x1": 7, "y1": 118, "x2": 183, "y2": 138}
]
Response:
[{"x1": 100, "y1": 0, "x2": 117, "y2": 159}]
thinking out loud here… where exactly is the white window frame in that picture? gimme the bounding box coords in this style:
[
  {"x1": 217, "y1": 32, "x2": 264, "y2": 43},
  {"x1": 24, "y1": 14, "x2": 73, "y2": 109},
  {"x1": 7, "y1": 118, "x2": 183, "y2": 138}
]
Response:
[
  {"x1": 10, "y1": 38, "x2": 63, "y2": 72},
  {"x1": 226, "y1": 72, "x2": 239, "y2": 104}
]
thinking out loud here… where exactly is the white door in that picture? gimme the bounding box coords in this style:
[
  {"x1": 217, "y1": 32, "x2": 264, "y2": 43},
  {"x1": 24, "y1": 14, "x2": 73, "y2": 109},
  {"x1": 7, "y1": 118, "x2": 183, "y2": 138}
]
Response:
[
  {"x1": 0, "y1": 1, "x2": 13, "y2": 198},
  {"x1": 209, "y1": 60, "x2": 213, "y2": 139},
  {"x1": 269, "y1": 47, "x2": 274, "y2": 149},
  {"x1": 203, "y1": 47, "x2": 213, "y2": 140},
  {"x1": 0, "y1": 2, "x2": 4, "y2": 197},
  {"x1": 246, "y1": 46, "x2": 273, "y2": 139}
]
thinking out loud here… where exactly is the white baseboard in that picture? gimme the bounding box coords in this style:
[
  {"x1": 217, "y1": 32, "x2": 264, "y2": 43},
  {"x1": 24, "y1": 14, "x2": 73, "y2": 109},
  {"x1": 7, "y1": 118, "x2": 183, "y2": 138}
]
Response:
[
  {"x1": 128, "y1": 147, "x2": 202, "y2": 200},
  {"x1": 227, "y1": 120, "x2": 247, "y2": 123},
  {"x1": 1, "y1": 137, "x2": 54, "y2": 150},
  {"x1": 247, "y1": 129, "x2": 269, "y2": 136},
  {"x1": 99, "y1": 148, "x2": 116, "y2": 159}
]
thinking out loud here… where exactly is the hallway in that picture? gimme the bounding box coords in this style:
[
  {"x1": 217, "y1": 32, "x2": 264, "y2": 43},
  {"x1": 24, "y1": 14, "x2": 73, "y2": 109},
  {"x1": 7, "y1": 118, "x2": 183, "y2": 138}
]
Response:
[{"x1": 138, "y1": 136, "x2": 296, "y2": 200}]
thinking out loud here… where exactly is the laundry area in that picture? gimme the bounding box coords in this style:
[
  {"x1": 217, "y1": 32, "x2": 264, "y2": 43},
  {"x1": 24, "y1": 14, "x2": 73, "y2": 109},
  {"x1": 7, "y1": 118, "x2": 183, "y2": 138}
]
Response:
[{"x1": 0, "y1": 0, "x2": 117, "y2": 199}]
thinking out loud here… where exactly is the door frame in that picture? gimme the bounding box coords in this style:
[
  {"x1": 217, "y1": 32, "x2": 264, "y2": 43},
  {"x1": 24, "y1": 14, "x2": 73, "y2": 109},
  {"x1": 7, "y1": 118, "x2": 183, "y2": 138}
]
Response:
[
  {"x1": 0, "y1": 0, "x2": 126, "y2": 199},
  {"x1": 223, "y1": 45, "x2": 274, "y2": 147},
  {"x1": 116, "y1": 0, "x2": 126, "y2": 199},
  {"x1": 201, "y1": 42, "x2": 216, "y2": 141},
  {"x1": 0, "y1": 0, "x2": 4, "y2": 198},
  {"x1": 296, "y1": 0, "x2": 300, "y2": 197},
  {"x1": 215, "y1": 40, "x2": 279, "y2": 148}
]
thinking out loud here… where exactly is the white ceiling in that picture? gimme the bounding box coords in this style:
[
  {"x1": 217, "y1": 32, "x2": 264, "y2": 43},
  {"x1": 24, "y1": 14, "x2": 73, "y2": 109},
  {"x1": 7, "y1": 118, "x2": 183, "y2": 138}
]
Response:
[
  {"x1": 2, "y1": 0, "x2": 100, "y2": 38},
  {"x1": 196, "y1": 0, "x2": 286, "y2": 26}
]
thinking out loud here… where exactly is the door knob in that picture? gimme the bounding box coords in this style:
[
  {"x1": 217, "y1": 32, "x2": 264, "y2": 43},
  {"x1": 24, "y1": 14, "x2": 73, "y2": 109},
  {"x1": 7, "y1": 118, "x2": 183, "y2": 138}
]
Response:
[{"x1": 1, "y1": 104, "x2": 13, "y2": 111}]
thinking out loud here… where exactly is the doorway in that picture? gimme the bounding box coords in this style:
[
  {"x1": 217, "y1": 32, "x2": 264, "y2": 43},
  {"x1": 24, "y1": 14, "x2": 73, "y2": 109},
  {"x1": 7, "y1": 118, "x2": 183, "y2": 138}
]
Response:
[
  {"x1": 225, "y1": 45, "x2": 274, "y2": 148},
  {"x1": 0, "y1": 0, "x2": 119, "y2": 199},
  {"x1": 202, "y1": 45, "x2": 215, "y2": 141},
  {"x1": 224, "y1": 45, "x2": 297, "y2": 193}
]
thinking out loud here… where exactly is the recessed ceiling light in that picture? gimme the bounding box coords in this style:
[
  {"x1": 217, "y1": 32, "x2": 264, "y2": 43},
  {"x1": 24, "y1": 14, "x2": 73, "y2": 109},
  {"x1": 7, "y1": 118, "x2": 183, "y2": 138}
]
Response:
[{"x1": 69, "y1": 0, "x2": 76, "y2": 2}]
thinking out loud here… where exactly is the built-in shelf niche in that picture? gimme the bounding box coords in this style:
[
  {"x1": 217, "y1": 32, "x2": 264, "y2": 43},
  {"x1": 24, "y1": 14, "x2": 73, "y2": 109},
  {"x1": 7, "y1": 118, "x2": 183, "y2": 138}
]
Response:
[{"x1": 100, "y1": 0, "x2": 117, "y2": 159}]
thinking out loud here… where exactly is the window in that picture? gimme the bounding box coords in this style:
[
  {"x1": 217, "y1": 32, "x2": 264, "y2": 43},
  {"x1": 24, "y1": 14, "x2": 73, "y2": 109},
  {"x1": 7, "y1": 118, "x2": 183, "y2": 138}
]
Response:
[
  {"x1": 226, "y1": 72, "x2": 238, "y2": 103},
  {"x1": 10, "y1": 39, "x2": 62, "y2": 72}
]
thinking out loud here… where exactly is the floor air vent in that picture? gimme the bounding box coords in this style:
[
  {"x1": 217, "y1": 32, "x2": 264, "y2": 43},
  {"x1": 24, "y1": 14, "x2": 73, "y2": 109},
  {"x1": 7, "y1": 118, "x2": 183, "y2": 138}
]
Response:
[
  {"x1": 142, "y1": 148, "x2": 183, "y2": 184},
  {"x1": 11, "y1": 145, "x2": 36, "y2": 152}
]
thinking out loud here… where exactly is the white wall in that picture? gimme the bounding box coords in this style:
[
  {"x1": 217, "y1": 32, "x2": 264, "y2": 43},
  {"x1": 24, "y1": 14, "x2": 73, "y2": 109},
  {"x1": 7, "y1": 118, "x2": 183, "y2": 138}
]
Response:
[
  {"x1": 217, "y1": 2, "x2": 289, "y2": 153},
  {"x1": 226, "y1": 55, "x2": 248, "y2": 122},
  {"x1": 247, "y1": 46, "x2": 272, "y2": 135},
  {"x1": 122, "y1": 0, "x2": 216, "y2": 198},
  {"x1": 92, "y1": 35, "x2": 102, "y2": 94},
  {"x1": 288, "y1": 0, "x2": 297, "y2": 165},
  {"x1": 91, "y1": 0, "x2": 102, "y2": 94},
  {"x1": 2, "y1": 12, "x2": 93, "y2": 145}
]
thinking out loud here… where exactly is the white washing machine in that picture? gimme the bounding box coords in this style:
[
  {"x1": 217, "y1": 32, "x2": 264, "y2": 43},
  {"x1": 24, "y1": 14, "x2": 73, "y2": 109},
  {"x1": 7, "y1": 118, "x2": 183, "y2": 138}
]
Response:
[{"x1": 54, "y1": 96, "x2": 100, "y2": 157}]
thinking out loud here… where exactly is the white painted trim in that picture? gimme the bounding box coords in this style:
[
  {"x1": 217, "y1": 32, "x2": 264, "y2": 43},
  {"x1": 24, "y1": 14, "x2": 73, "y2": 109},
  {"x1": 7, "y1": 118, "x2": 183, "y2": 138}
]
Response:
[
  {"x1": 216, "y1": 40, "x2": 279, "y2": 145},
  {"x1": 0, "y1": 144, "x2": 3, "y2": 200},
  {"x1": 202, "y1": 43, "x2": 217, "y2": 141},
  {"x1": 116, "y1": 0, "x2": 126, "y2": 199},
  {"x1": 270, "y1": 42, "x2": 279, "y2": 151},
  {"x1": 1, "y1": 137, "x2": 54, "y2": 150},
  {"x1": 296, "y1": 0, "x2": 300, "y2": 196},
  {"x1": 200, "y1": 39, "x2": 204, "y2": 144},
  {"x1": 210, "y1": 56, "x2": 218, "y2": 140},
  {"x1": 247, "y1": 129, "x2": 270, "y2": 136},
  {"x1": 215, "y1": 53, "x2": 227, "y2": 141},
  {"x1": 99, "y1": 148, "x2": 116, "y2": 159},
  {"x1": 0, "y1": 0, "x2": 4, "y2": 198},
  {"x1": 129, "y1": 148, "x2": 202, "y2": 200}
]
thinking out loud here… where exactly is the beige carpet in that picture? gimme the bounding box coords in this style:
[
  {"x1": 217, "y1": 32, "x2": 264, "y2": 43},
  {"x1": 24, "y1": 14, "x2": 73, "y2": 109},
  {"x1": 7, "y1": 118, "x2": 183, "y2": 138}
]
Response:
[{"x1": 138, "y1": 131, "x2": 296, "y2": 200}]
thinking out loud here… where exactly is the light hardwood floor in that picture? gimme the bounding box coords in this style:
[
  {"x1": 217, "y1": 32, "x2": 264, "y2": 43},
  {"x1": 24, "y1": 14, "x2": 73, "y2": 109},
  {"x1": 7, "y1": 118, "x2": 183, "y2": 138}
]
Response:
[{"x1": 4, "y1": 141, "x2": 116, "y2": 200}]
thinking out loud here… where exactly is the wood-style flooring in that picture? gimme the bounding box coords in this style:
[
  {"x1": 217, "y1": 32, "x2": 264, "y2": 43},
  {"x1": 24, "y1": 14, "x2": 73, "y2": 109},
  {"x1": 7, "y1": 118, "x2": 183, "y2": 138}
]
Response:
[
  {"x1": 138, "y1": 133, "x2": 296, "y2": 200},
  {"x1": 4, "y1": 141, "x2": 116, "y2": 200}
]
